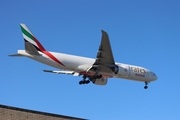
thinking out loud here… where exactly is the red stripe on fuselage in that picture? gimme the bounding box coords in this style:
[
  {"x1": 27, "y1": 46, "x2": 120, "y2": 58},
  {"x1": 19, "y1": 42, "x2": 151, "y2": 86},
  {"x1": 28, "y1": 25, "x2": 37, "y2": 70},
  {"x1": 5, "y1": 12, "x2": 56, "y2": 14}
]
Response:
[
  {"x1": 33, "y1": 36, "x2": 65, "y2": 66},
  {"x1": 33, "y1": 36, "x2": 46, "y2": 51},
  {"x1": 43, "y1": 51, "x2": 65, "y2": 66}
]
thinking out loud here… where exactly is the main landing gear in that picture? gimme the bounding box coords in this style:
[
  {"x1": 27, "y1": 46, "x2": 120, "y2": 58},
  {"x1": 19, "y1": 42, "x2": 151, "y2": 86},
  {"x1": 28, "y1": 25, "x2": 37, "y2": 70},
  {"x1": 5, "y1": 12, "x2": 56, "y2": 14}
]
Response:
[
  {"x1": 79, "y1": 75, "x2": 90, "y2": 85},
  {"x1": 79, "y1": 80, "x2": 90, "y2": 85},
  {"x1": 78, "y1": 74, "x2": 102, "y2": 85},
  {"x1": 144, "y1": 82, "x2": 149, "y2": 89}
]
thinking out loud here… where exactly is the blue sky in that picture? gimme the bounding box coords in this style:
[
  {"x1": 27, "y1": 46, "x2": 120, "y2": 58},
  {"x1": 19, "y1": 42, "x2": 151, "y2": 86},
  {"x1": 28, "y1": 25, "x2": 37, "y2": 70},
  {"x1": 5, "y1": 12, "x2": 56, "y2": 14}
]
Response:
[{"x1": 1, "y1": 0, "x2": 180, "y2": 119}]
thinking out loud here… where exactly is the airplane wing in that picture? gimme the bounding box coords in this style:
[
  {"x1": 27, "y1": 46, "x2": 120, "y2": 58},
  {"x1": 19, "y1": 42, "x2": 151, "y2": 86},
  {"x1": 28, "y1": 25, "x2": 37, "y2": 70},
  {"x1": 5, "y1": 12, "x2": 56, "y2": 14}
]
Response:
[
  {"x1": 43, "y1": 70, "x2": 79, "y2": 76},
  {"x1": 90, "y1": 30, "x2": 116, "y2": 74},
  {"x1": 94, "y1": 30, "x2": 116, "y2": 67}
]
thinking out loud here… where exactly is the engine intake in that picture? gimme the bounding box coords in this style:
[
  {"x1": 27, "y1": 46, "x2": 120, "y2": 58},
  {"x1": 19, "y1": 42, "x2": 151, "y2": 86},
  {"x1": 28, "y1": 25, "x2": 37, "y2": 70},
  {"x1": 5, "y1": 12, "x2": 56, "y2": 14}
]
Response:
[
  {"x1": 111, "y1": 65, "x2": 119, "y2": 74},
  {"x1": 113, "y1": 64, "x2": 130, "y2": 77}
]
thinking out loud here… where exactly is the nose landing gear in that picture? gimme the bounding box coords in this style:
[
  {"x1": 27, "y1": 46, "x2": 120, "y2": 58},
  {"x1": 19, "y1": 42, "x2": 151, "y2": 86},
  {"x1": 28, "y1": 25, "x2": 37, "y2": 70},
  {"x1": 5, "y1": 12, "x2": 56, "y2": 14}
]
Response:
[{"x1": 144, "y1": 82, "x2": 149, "y2": 89}]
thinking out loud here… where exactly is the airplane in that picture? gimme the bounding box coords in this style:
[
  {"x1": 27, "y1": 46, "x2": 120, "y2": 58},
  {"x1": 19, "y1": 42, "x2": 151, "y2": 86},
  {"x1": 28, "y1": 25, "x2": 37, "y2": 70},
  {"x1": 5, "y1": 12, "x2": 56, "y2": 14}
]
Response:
[{"x1": 9, "y1": 24, "x2": 158, "y2": 89}]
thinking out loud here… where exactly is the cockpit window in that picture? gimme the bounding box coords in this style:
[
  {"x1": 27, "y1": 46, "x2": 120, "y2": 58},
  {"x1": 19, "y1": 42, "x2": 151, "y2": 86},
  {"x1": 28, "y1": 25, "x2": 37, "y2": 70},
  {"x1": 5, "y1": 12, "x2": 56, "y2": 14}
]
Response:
[{"x1": 151, "y1": 72, "x2": 156, "y2": 76}]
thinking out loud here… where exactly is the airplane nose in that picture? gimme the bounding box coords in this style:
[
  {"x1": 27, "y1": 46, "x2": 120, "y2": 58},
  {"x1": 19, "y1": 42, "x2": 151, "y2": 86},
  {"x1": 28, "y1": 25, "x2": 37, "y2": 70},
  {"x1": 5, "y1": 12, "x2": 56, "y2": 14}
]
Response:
[
  {"x1": 154, "y1": 75, "x2": 158, "y2": 80},
  {"x1": 150, "y1": 71, "x2": 158, "y2": 80},
  {"x1": 153, "y1": 73, "x2": 158, "y2": 80}
]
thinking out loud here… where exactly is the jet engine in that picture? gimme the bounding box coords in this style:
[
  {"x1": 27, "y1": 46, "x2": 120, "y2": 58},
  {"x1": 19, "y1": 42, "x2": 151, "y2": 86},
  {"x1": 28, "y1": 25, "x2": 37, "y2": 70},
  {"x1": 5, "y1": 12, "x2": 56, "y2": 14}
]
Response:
[
  {"x1": 93, "y1": 78, "x2": 108, "y2": 85},
  {"x1": 111, "y1": 64, "x2": 130, "y2": 77}
]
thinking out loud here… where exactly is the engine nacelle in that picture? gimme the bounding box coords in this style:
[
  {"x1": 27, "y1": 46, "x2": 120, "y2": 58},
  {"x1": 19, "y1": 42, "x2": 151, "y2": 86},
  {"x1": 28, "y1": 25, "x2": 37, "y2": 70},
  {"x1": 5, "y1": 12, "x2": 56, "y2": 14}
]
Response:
[
  {"x1": 93, "y1": 78, "x2": 108, "y2": 86},
  {"x1": 114, "y1": 64, "x2": 130, "y2": 77}
]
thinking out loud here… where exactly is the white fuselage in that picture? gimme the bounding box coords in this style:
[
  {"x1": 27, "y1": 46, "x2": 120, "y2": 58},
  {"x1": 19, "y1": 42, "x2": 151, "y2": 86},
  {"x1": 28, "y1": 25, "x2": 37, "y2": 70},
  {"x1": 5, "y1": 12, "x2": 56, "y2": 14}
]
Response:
[{"x1": 17, "y1": 50, "x2": 157, "y2": 82}]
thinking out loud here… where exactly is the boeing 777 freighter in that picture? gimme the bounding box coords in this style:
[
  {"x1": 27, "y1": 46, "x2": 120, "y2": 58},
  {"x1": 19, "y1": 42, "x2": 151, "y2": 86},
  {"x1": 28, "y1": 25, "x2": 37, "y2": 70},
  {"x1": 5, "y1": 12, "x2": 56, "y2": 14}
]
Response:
[{"x1": 9, "y1": 24, "x2": 158, "y2": 89}]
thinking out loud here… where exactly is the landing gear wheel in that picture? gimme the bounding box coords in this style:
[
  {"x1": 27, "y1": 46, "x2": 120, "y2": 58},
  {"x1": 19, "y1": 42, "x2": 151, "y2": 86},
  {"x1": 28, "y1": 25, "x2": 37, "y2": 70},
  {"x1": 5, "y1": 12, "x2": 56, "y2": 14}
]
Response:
[
  {"x1": 82, "y1": 80, "x2": 86, "y2": 84},
  {"x1": 144, "y1": 82, "x2": 149, "y2": 89},
  {"x1": 144, "y1": 86, "x2": 148, "y2": 89},
  {"x1": 79, "y1": 80, "x2": 90, "y2": 85},
  {"x1": 79, "y1": 81, "x2": 83, "y2": 85},
  {"x1": 85, "y1": 80, "x2": 90, "y2": 84}
]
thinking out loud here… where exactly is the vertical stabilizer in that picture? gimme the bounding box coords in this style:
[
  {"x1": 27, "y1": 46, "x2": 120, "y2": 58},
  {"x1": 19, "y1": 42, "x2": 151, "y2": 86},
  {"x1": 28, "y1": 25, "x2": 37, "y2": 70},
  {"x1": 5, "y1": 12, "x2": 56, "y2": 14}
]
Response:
[{"x1": 20, "y1": 24, "x2": 46, "y2": 54}]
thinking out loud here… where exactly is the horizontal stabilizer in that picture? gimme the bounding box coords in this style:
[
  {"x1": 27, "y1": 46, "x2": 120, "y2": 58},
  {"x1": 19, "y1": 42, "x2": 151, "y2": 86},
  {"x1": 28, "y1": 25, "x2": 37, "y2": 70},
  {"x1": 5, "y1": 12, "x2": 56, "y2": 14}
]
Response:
[{"x1": 9, "y1": 54, "x2": 24, "y2": 57}]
